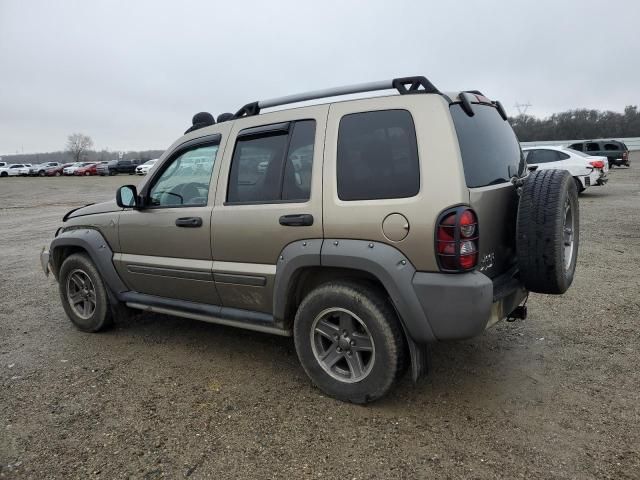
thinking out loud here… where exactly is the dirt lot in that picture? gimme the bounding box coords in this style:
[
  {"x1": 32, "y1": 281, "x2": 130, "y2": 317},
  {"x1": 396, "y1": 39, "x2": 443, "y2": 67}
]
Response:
[{"x1": 1, "y1": 160, "x2": 639, "y2": 480}]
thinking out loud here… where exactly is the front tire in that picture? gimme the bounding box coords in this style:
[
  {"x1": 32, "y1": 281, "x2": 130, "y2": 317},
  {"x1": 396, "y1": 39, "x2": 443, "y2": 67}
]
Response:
[
  {"x1": 58, "y1": 253, "x2": 114, "y2": 332},
  {"x1": 294, "y1": 281, "x2": 406, "y2": 404}
]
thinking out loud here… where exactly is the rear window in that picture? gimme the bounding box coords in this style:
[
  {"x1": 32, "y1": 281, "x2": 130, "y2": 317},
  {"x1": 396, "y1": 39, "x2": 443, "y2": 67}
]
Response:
[
  {"x1": 337, "y1": 110, "x2": 419, "y2": 201},
  {"x1": 450, "y1": 104, "x2": 524, "y2": 187},
  {"x1": 604, "y1": 143, "x2": 620, "y2": 151}
]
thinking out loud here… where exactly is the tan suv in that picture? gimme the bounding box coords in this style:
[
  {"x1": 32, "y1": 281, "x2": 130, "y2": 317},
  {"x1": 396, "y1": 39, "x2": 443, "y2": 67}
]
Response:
[{"x1": 41, "y1": 76, "x2": 579, "y2": 403}]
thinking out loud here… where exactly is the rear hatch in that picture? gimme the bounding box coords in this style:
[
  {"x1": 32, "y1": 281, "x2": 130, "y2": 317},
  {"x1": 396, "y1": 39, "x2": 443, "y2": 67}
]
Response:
[{"x1": 450, "y1": 99, "x2": 524, "y2": 279}]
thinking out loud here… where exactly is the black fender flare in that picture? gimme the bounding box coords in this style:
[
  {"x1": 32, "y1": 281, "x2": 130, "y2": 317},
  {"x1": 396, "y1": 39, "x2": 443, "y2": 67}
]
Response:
[{"x1": 49, "y1": 229, "x2": 128, "y2": 297}]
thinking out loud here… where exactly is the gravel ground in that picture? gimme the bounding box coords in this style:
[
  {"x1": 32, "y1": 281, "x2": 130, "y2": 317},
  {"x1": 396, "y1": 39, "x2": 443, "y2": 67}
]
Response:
[{"x1": 1, "y1": 160, "x2": 639, "y2": 479}]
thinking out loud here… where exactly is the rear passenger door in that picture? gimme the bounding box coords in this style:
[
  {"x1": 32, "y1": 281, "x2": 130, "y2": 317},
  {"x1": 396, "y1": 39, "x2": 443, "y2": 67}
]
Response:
[{"x1": 211, "y1": 106, "x2": 328, "y2": 313}]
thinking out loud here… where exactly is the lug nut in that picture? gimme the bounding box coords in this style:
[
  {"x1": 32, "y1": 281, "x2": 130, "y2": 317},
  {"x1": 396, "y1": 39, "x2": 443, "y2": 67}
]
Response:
[
  {"x1": 333, "y1": 334, "x2": 339, "y2": 341},
  {"x1": 336, "y1": 347, "x2": 342, "y2": 353},
  {"x1": 350, "y1": 340, "x2": 356, "y2": 346}
]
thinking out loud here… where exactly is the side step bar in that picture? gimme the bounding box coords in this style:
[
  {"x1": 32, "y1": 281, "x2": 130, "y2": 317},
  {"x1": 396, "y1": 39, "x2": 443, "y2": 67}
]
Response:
[{"x1": 121, "y1": 292, "x2": 291, "y2": 337}]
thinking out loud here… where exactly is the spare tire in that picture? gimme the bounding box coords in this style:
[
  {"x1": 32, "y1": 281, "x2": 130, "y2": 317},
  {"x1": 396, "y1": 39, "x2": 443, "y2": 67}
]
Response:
[{"x1": 516, "y1": 169, "x2": 579, "y2": 294}]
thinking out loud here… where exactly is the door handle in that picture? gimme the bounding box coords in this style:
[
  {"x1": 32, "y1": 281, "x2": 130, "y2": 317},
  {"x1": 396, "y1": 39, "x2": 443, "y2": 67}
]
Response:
[
  {"x1": 279, "y1": 214, "x2": 314, "y2": 227},
  {"x1": 175, "y1": 217, "x2": 203, "y2": 227}
]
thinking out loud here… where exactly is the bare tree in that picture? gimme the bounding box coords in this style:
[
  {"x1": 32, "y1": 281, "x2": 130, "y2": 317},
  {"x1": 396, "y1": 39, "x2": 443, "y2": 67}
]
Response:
[{"x1": 66, "y1": 133, "x2": 94, "y2": 162}]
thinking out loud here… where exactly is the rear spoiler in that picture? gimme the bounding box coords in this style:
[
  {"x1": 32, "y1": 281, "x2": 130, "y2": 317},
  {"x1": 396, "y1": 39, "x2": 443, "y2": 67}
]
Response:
[{"x1": 456, "y1": 91, "x2": 508, "y2": 121}]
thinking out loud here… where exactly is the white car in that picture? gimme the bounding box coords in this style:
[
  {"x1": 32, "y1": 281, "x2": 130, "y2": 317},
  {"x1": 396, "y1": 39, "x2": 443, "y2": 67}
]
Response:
[
  {"x1": 135, "y1": 159, "x2": 158, "y2": 175},
  {"x1": 522, "y1": 146, "x2": 608, "y2": 193},
  {"x1": 0, "y1": 163, "x2": 31, "y2": 177},
  {"x1": 16, "y1": 164, "x2": 32, "y2": 176},
  {"x1": 63, "y1": 162, "x2": 90, "y2": 175}
]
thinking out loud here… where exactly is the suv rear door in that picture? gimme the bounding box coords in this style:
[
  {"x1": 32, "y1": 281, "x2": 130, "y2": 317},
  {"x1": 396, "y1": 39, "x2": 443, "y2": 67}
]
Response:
[
  {"x1": 450, "y1": 101, "x2": 524, "y2": 279},
  {"x1": 211, "y1": 106, "x2": 327, "y2": 314}
]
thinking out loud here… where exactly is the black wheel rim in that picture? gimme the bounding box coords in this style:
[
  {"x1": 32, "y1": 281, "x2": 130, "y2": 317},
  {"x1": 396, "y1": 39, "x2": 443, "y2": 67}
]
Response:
[
  {"x1": 66, "y1": 269, "x2": 97, "y2": 319},
  {"x1": 310, "y1": 308, "x2": 375, "y2": 383}
]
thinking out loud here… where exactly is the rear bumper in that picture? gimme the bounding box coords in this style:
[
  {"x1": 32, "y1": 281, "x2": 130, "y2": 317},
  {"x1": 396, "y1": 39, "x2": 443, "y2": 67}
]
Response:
[{"x1": 411, "y1": 269, "x2": 527, "y2": 342}]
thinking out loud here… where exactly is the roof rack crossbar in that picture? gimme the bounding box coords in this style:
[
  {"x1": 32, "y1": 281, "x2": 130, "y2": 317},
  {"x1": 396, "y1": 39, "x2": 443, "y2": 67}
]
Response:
[{"x1": 234, "y1": 76, "x2": 440, "y2": 118}]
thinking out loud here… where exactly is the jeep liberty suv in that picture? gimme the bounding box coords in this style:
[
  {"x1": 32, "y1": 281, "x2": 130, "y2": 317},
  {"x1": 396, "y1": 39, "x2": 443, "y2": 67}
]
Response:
[{"x1": 41, "y1": 76, "x2": 579, "y2": 403}]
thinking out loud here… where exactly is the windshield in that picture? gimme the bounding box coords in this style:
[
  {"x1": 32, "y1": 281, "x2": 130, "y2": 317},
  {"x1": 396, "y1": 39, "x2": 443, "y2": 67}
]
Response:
[{"x1": 450, "y1": 104, "x2": 525, "y2": 187}]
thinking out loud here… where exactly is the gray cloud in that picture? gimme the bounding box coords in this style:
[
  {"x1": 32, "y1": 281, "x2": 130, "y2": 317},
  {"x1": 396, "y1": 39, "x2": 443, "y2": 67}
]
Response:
[{"x1": 1, "y1": 0, "x2": 639, "y2": 154}]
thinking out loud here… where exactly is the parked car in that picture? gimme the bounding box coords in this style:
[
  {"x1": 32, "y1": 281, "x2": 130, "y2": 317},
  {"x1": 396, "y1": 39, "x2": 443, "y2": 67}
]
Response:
[
  {"x1": 17, "y1": 164, "x2": 33, "y2": 176},
  {"x1": 73, "y1": 163, "x2": 100, "y2": 176},
  {"x1": 0, "y1": 164, "x2": 29, "y2": 177},
  {"x1": 567, "y1": 140, "x2": 630, "y2": 168},
  {"x1": 29, "y1": 162, "x2": 62, "y2": 176},
  {"x1": 109, "y1": 159, "x2": 144, "y2": 175},
  {"x1": 135, "y1": 159, "x2": 158, "y2": 175},
  {"x1": 97, "y1": 160, "x2": 118, "y2": 176},
  {"x1": 523, "y1": 146, "x2": 606, "y2": 193},
  {"x1": 63, "y1": 162, "x2": 92, "y2": 175},
  {"x1": 41, "y1": 76, "x2": 579, "y2": 403},
  {"x1": 44, "y1": 163, "x2": 74, "y2": 177}
]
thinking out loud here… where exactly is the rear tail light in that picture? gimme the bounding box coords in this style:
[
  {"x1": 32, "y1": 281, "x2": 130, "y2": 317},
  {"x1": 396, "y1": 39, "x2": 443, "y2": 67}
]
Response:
[
  {"x1": 436, "y1": 207, "x2": 479, "y2": 272},
  {"x1": 589, "y1": 160, "x2": 605, "y2": 169},
  {"x1": 623, "y1": 151, "x2": 628, "y2": 160}
]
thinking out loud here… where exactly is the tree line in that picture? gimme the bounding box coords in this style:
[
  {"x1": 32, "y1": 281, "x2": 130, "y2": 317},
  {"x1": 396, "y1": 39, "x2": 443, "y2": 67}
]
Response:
[
  {"x1": 2, "y1": 133, "x2": 164, "y2": 165},
  {"x1": 509, "y1": 105, "x2": 640, "y2": 142}
]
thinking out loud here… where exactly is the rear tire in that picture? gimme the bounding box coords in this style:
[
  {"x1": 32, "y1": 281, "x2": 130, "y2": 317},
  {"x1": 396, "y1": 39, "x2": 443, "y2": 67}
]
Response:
[
  {"x1": 58, "y1": 253, "x2": 114, "y2": 332},
  {"x1": 517, "y1": 169, "x2": 579, "y2": 294},
  {"x1": 293, "y1": 281, "x2": 406, "y2": 404}
]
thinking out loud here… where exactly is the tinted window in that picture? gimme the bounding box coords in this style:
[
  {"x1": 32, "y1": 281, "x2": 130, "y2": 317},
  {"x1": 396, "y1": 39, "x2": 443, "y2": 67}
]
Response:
[
  {"x1": 569, "y1": 143, "x2": 584, "y2": 151},
  {"x1": 227, "y1": 120, "x2": 316, "y2": 203},
  {"x1": 604, "y1": 143, "x2": 620, "y2": 151},
  {"x1": 586, "y1": 142, "x2": 600, "y2": 151},
  {"x1": 527, "y1": 149, "x2": 561, "y2": 164},
  {"x1": 282, "y1": 121, "x2": 315, "y2": 201},
  {"x1": 149, "y1": 143, "x2": 218, "y2": 207},
  {"x1": 337, "y1": 110, "x2": 419, "y2": 201},
  {"x1": 451, "y1": 104, "x2": 524, "y2": 187}
]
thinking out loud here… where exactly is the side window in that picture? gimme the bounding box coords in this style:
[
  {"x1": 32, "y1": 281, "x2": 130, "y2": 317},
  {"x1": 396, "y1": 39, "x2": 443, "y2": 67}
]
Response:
[
  {"x1": 283, "y1": 121, "x2": 315, "y2": 201},
  {"x1": 528, "y1": 149, "x2": 560, "y2": 164},
  {"x1": 586, "y1": 142, "x2": 600, "y2": 152},
  {"x1": 569, "y1": 143, "x2": 583, "y2": 151},
  {"x1": 604, "y1": 143, "x2": 619, "y2": 151},
  {"x1": 149, "y1": 143, "x2": 218, "y2": 207},
  {"x1": 227, "y1": 120, "x2": 316, "y2": 203},
  {"x1": 337, "y1": 110, "x2": 419, "y2": 201},
  {"x1": 557, "y1": 151, "x2": 571, "y2": 160}
]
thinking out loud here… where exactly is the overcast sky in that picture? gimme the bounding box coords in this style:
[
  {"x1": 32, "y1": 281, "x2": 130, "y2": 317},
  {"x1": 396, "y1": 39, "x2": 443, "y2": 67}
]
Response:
[{"x1": 1, "y1": 0, "x2": 639, "y2": 155}]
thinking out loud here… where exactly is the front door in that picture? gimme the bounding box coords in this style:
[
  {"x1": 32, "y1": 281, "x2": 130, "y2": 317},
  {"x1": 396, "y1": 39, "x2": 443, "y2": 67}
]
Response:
[
  {"x1": 114, "y1": 134, "x2": 224, "y2": 305},
  {"x1": 211, "y1": 106, "x2": 328, "y2": 314}
]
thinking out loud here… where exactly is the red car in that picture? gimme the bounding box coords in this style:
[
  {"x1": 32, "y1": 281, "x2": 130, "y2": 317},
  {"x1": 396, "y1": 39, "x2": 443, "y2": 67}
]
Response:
[
  {"x1": 45, "y1": 163, "x2": 74, "y2": 176},
  {"x1": 74, "y1": 163, "x2": 98, "y2": 176}
]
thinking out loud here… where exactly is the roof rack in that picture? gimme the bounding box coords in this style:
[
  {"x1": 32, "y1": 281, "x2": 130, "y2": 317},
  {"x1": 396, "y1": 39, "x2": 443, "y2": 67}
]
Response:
[{"x1": 234, "y1": 76, "x2": 440, "y2": 119}]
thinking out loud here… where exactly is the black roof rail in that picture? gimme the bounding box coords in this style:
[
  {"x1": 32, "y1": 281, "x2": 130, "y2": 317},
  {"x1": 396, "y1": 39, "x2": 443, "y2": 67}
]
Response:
[{"x1": 233, "y1": 76, "x2": 440, "y2": 119}]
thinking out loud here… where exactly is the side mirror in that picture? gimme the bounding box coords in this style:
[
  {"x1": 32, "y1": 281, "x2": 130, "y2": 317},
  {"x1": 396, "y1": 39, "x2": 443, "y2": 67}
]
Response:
[{"x1": 116, "y1": 185, "x2": 138, "y2": 208}]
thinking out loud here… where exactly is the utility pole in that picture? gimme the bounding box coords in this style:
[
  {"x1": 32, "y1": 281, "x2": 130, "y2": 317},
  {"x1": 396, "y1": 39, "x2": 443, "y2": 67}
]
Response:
[{"x1": 514, "y1": 102, "x2": 532, "y2": 116}]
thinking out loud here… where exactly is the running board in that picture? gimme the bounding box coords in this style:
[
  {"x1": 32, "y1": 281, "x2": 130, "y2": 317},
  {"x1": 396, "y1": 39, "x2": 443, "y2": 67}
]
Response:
[{"x1": 121, "y1": 292, "x2": 291, "y2": 337}]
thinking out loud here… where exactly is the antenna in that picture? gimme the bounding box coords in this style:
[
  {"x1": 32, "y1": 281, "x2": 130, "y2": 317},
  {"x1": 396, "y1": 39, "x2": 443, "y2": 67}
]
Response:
[{"x1": 514, "y1": 102, "x2": 532, "y2": 115}]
